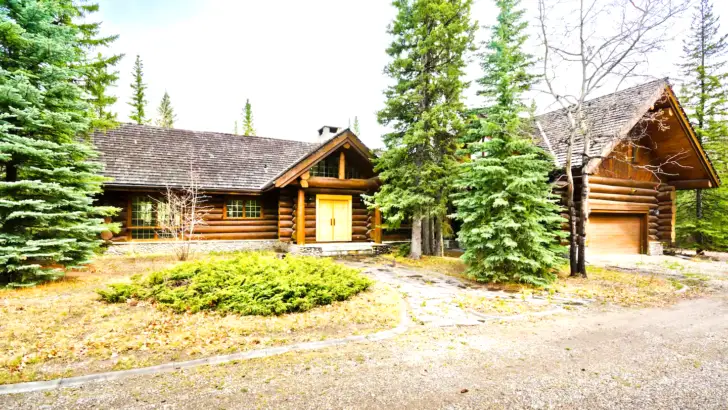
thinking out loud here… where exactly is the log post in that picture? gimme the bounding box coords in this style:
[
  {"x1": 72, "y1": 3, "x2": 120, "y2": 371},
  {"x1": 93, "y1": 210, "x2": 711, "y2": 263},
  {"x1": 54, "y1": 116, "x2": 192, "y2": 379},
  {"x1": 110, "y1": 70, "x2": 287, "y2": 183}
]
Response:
[
  {"x1": 374, "y1": 207, "x2": 382, "y2": 244},
  {"x1": 339, "y1": 152, "x2": 345, "y2": 180},
  {"x1": 296, "y1": 189, "x2": 306, "y2": 245},
  {"x1": 670, "y1": 189, "x2": 676, "y2": 244}
]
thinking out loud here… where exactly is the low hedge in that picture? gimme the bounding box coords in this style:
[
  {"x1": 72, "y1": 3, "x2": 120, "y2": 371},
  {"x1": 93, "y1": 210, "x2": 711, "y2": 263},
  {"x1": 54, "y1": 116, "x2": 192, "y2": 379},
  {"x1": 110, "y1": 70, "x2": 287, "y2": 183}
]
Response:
[{"x1": 97, "y1": 253, "x2": 372, "y2": 316}]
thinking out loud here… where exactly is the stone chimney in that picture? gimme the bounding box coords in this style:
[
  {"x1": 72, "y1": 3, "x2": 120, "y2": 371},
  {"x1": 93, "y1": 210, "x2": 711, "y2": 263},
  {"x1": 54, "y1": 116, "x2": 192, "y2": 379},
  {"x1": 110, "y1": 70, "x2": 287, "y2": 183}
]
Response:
[{"x1": 317, "y1": 125, "x2": 341, "y2": 143}]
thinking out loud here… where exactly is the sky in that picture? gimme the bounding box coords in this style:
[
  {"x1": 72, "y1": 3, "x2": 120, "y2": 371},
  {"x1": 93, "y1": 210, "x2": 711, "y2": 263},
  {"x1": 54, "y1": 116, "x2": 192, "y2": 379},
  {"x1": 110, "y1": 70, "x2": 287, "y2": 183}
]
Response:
[{"x1": 94, "y1": 0, "x2": 728, "y2": 149}]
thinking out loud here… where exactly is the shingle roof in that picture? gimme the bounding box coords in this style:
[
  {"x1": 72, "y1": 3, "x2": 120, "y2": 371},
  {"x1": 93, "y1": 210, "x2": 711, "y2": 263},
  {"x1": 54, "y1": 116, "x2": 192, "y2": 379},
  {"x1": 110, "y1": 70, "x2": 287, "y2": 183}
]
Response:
[
  {"x1": 93, "y1": 124, "x2": 322, "y2": 191},
  {"x1": 534, "y1": 79, "x2": 668, "y2": 168}
]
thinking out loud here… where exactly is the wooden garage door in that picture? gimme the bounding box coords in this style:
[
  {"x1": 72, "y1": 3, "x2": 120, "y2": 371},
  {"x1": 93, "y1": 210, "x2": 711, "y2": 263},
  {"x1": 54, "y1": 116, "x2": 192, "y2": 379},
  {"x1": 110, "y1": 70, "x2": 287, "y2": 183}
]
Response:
[{"x1": 587, "y1": 214, "x2": 643, "y2": 254}]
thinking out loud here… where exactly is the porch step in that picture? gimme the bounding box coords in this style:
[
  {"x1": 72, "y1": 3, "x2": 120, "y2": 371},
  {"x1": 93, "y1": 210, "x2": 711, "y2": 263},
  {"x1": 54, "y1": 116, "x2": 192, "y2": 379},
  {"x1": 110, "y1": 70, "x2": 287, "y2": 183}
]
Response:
[{"x1": 288, "y1": 242, "x2": 393, "y2": 257}]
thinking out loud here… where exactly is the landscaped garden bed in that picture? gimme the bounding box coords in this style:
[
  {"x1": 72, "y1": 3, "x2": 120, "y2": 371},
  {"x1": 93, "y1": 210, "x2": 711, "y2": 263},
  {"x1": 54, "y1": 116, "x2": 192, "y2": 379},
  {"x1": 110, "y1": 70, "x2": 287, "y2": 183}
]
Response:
[{"x1": 0, "y1": 253, "x2": 401, "y2": 384}]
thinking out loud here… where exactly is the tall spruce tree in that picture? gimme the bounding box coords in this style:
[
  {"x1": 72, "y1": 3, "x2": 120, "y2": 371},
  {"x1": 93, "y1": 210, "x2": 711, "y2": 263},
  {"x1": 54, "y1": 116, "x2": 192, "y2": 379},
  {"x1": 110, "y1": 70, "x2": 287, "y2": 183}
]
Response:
[
  {"x1": 0, "y1": 0, "x2": 117, "y2": 285},
  {"x1": 676, "y1": 0, "x2": 728, "y2": 251},
  {"x1": 74, "y1": 3, "x2": 123, "y2": 131},
  {"x1": 233, "y1": 121, "x2": 239, "y2": 135},
  {"x1": 128, "y1": 55, "x2": 147, "y2": 124},
  {"x1": 370, "y1": 0, "x2": 475, "y2": 259},
  {"x1": 452, "y1": 0, "x2": 564, "y2": 285},
  {"x1": 155, "y1": 91, "x2": 176, "y2": 128},
  {"x1": 242, "y1": 99, "x2": 256, "y2": 136},
  {"x1": 353, "y1": 116, "x2": 361, "y2": 136}
]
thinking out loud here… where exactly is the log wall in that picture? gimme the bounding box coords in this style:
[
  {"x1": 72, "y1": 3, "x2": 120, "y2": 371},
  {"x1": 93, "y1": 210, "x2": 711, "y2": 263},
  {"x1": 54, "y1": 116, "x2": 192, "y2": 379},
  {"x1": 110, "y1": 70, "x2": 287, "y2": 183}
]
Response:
[
  {"x1": 103, "y1": 191, "x2": 278, "y2": 242},
  {"x1": 556, "y1": 175, "x2": 675, "y2": 246}
]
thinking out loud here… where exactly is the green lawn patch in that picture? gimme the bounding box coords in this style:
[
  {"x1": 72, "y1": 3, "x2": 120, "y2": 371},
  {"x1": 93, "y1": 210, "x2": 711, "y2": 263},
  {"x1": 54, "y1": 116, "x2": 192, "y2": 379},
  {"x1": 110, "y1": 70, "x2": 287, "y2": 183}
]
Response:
[{"x1": 98, "y1": 253, "x2": 372, "y2": 315}]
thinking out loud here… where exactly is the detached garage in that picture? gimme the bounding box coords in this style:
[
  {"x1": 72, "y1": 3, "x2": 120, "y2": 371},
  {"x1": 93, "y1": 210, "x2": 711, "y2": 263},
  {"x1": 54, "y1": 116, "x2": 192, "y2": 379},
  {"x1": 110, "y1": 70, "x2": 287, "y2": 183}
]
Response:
[{"x1": 586, "y1": 213, "x2": 646, "y2": 255}]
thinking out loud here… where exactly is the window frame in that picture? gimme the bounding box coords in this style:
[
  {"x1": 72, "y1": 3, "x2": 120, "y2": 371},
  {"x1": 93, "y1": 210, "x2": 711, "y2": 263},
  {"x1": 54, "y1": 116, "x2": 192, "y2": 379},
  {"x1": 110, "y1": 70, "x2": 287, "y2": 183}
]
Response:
[
  {"x1": 127, "y1": 195, "x2": 163, "y2": 241},
  {"x1": 223, "y1": 196, "x2": 264, "y2": 220}
]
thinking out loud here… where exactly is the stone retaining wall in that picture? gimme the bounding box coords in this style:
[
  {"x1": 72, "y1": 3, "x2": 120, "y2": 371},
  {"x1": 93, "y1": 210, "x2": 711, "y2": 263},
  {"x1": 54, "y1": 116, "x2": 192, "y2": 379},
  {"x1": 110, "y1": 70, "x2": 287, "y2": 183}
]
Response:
[{"x1": 105, "y1": 240, "x2": 288, "y2": 256}]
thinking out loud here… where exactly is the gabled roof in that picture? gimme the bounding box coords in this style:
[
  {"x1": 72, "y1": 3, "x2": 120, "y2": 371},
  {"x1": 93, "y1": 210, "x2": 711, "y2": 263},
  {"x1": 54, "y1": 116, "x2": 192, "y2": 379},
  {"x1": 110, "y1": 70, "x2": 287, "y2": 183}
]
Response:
[
  {"x1": 93, "y1": 124, "x2": 323, "y2": 191},
  {"x1": 534, "y1": 79, "x2": 667, "y2": 168},
  {"x1": 534, "y1": 78, "x2": 720, "y2": 187}
]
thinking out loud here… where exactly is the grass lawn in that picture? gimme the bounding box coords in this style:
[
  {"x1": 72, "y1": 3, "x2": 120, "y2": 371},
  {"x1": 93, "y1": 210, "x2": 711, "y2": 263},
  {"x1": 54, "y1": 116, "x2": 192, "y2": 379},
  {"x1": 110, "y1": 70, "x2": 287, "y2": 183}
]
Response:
[
  {"x1": 380, "y1": 254, "x2": 707, "y2": 312},
  {"x1": 0, "y1": 254, "x2": 401, "y2": 385}
]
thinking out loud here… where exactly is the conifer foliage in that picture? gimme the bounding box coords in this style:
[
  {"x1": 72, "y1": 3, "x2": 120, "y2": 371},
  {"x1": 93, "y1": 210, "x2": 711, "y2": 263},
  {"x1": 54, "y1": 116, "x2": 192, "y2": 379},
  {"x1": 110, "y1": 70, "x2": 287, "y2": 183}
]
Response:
[
  {"x1": 242, "y1": 99, "x2": 256, "y2": 136},
  {"x1": 371, "y1": 0, "x2": 475, "y2": 259},
  {"x1": 0, "y1": 0, "x2": 117, "y2": 285},
  {"x1": 128, "y1": 55, "x2": 148, "y2": 125},
  {"x1": 452, "y1": 0, "x2": 564, "y2": 285},
  {"x1": 155, "y1": 91, "x2": 176, "y2": 128},
  {"x1": 676, "y1": 0, "x2": 728, "y2": 251}
]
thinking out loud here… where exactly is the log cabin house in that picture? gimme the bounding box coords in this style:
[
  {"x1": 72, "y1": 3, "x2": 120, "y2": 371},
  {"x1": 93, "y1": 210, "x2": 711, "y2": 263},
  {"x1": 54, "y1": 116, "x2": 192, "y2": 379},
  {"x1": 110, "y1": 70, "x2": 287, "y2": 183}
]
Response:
[
  {"x1": 94, "y1": 125, "x2": 409, "y2": 250},
  {"x1": 93, "y1": 79, "x2": 719, "y2": 256},
  {"x1": 535, "y1": 79, "x2": 721, "y2": 255}
]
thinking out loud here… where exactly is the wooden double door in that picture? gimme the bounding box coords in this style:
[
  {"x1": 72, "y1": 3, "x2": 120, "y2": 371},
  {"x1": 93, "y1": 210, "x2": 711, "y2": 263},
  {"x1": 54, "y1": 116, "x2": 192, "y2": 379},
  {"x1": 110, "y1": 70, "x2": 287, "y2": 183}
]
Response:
[{"x1": 316, "y1": 195, "x2": 352, "y2": 242}]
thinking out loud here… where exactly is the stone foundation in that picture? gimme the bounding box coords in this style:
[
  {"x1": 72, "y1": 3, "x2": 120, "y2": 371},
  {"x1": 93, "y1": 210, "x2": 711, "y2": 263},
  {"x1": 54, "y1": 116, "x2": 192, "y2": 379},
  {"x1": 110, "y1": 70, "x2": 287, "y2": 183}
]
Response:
[
  {"x1": 647, "y1": 241, "x2": 664, "y2": 256},
  {"x1": 105, "y1": 240, "x2": 288, "y2": 256}
]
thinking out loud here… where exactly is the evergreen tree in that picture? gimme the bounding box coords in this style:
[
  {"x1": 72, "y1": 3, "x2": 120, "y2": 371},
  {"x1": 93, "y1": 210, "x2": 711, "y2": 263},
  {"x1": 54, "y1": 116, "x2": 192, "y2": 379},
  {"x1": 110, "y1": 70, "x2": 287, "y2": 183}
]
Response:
[
  {"x1": 155, "y1": 91, "x2": 176, "y2": 128},
  {"x1": 353, "y1": 116, "x2": 361, "y2": 136},
  {"x1": 676, "y1": 0, "x2": 728, "y2": 251},
  {"x1": 369, "y1": 0, "x2": 475, "y2": 259},
  {"x1": 233, "y1": 121, "x2": 239, "y2": 135},
  {"x1": 242, "y1": 99, "x2": 256, "y2": 136},
  {"x1": 0, "y1": 0, "x2": 117, "y2": 285},
  {"x1": 128, "y1": 55, "x2": 147, "y2": 124},
  {"x1": 74, "y1": 3, "x2": 123, "y2": 131},
  {"x1": 452, "y1": 0, "x2": 564, "y2": 285}
]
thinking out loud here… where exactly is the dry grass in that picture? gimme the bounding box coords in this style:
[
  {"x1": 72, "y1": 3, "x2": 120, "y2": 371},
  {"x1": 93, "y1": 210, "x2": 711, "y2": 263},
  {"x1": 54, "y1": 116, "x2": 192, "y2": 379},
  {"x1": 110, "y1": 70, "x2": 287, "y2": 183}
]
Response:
[
  {"x1": 0, "y1": 254, "x2": 401, "y2": 384},
  {"x1": 382, "y1": 254, "x2": 704, "y2": 310}
]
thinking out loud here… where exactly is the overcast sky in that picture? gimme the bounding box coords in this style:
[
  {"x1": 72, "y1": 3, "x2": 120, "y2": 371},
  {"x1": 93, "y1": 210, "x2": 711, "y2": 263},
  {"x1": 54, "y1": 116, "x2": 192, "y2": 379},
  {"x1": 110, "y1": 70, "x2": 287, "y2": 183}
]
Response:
[{"x1": 94, "y1": 0, "x2": 728, "y2": 148}]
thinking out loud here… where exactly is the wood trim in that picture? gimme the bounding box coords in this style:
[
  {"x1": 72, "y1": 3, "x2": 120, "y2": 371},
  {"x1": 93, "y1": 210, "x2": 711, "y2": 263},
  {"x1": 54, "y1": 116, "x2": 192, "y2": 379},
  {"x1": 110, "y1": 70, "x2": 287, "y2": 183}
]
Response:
[
  {"x1": 222, "y1": 196, "x2": 265, "y2": 220},
  {"x1": 668, "y1": 179, "x2": 712, "y2": 190},
  {"x1": 274, "y1": 131, "x2": 372, "y2": 188},
  {"x1": 296, "y1": 189, "x2": 306, "y2": 245},
  {"x1": 307, "y1": 176, "x2": 379, "y2": 190},
  {"x1": 339, "y1": 152, "x2": 345, "y2": 180},
  {"x1": 374, "y1": 207, "x2": 382, "y2": 244},
  {"x1": 665, "y1": 87, "x2": 721, "y2": 187}
]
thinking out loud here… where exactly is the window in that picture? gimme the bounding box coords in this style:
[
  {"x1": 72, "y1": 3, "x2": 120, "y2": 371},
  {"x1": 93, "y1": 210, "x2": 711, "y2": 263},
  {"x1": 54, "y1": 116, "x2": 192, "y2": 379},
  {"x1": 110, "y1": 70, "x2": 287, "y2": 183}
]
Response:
[
  {"x1": 310, "y1": 156, "x2": 339, "y2": 178},
  {"x1": 226, "y1": 199, "x2": 244, "y2": 218},
  {"x1": 345, "y1": 166, "x2": 360, "y2": 179},
  {"x1": 130, "y1": 197, "x2": 156, "y2": 240},
  {"x1": 226, "y1": 198, "x2": 262, "y2": 219}
]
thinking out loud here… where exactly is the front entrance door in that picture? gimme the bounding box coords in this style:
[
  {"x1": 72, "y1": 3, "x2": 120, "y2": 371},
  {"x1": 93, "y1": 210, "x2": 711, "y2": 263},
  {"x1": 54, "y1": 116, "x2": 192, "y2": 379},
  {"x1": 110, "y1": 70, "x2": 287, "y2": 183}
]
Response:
[{"x1": 316, "y1": 195, "x2": 352, "y2": 242}]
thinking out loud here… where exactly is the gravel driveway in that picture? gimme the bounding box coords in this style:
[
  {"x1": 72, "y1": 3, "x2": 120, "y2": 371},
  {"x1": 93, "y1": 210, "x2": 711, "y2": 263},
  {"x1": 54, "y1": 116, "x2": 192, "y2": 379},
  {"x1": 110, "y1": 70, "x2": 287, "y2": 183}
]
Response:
[{"x1": 4, "y1": 289, "x2": 727, "y2": 409}]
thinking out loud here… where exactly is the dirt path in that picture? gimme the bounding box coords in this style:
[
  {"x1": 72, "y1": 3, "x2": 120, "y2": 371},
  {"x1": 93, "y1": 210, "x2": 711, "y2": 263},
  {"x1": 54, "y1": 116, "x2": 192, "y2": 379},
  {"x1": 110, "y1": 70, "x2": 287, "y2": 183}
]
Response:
[{"x1": 4, "y1": 293, "x2": 728, "y2": 409}]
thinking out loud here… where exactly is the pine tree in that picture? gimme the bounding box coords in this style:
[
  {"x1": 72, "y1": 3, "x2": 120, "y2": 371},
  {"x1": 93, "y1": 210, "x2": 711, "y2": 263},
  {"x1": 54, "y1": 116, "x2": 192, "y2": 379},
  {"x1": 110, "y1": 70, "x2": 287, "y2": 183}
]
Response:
[
  {"x1": 74, "y1": 3, "x2": 123, "y2": 131},
  {"x1": 369, "y1": 0, "x2": 475, "y2": 259},
  {"x1": 676, "y1": 0, "x2": 728, "y2": 251},
  {"x1": 452, "y1": 0, "x2": 564, "y2": 285},
  {"x1": 128, "y1": 55, "x2": 147, "y2": 125},
  {"x1": 353, "y1": 116, "x2": 361, "y2": 136},
  {"x1": 233, "y1": 121, "x2": 239, "y2": 135},
  {"x1": 0, "y1": 1, "x2": 117, "y2": 285},
  {"x1": 155, "y1": 91, "x2": 176, "y2": 128},
  {"x1": 242, "y1": 99, "x2": 256, "y2": 136}
]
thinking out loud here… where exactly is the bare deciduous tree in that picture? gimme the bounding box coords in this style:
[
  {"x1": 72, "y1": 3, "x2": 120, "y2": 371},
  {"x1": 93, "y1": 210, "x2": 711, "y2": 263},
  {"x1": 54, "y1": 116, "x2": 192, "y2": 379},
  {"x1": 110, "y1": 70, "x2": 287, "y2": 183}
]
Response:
[
  {"x1": 154, "y1": 169, "x2": 210, "y2": 261},
  {"x1": 537, "y1": 0, "x2": 689, "y2": 277}
]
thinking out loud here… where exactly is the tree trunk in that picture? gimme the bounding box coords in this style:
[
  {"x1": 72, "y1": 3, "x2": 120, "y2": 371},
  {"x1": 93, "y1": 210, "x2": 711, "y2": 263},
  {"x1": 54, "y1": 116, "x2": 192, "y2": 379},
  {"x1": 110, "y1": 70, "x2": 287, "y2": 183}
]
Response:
[
  {"x1": 410, "y1": 215, "x2": 423, "y2": 259},
  {"x1": 577, "y1": 172, "x2": 589, "y2": 277},
  {"x1": 433, "y1": 216, "x2": 443, "y2": 257},
  {"x1": 5, "y1": 162, "x2": 17, "y2": 182},
  {"x1": 696, "y1": 188, "x2": 704, "y2": 254},
  {"x1": 422, "y1": 215, "x2": 431, "y2": 256}
]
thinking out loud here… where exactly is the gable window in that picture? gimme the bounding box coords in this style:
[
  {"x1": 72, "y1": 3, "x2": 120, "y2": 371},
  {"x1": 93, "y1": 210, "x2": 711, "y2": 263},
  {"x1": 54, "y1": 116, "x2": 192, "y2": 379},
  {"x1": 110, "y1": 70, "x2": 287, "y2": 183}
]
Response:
[
  {"x1": 345, "y1": 166, "x2": 360, "y2": 179},
  {"x1": 310, "y1": 156, "x2": 339, "y2": 178},
  {"x1": 225, "y1": 198, "x2": 262, "y2": 219}
]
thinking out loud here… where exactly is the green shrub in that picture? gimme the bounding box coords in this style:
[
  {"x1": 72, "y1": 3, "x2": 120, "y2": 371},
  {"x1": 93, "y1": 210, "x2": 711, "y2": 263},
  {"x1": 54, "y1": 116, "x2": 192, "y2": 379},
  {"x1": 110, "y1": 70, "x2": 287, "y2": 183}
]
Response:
[{"x1": 96, "y1": 253, "x2": 372, "y2": 316}]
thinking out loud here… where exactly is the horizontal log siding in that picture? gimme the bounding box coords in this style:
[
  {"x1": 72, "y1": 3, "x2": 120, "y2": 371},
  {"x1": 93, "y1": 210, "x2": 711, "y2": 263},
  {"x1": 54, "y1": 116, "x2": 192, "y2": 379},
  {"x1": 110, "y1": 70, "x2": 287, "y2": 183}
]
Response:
[
  {"x1": 556, "y1": 175, "x2": 674, "y2": 245},
  {"x1": 103, "y1": 190, "x2": 278, "y2": 242}
]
